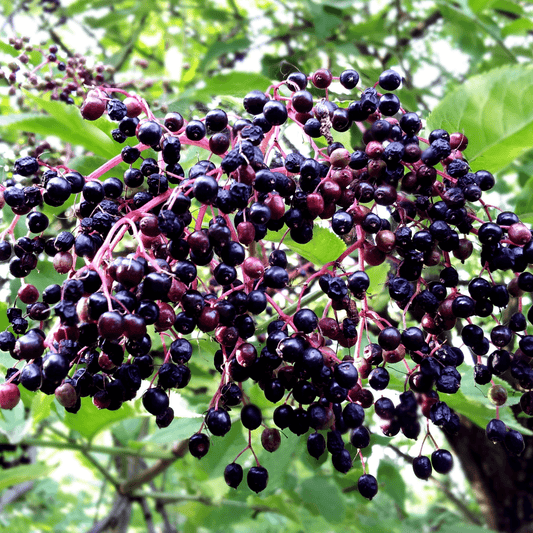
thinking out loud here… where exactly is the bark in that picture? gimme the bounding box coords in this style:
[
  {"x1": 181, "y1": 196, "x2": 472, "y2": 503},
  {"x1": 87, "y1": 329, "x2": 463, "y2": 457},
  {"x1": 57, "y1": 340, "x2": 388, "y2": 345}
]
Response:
[{"x1": 446, "y1": 416, "x2": 533, "y2": 533}]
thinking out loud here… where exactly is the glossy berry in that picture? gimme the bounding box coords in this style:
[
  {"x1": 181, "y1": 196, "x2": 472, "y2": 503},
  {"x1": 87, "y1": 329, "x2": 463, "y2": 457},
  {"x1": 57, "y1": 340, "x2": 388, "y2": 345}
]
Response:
[
  {"x1": 332, "y1": 449, "x2": 352, "y2": 474},
  {"x1": 339, "y1": 69, "x2": 359, "y2": 89},
  {"x1": 431, "y1": 449, "x2": 453, "y2": 474},
  {"x1": 241, "y1": 403, "x2": 262, "y2": 430},
  {"x1": 358, "y1": 474, "x2": 378, "y2": 500},
  {"x1": 189, "y1": 433, "x2": 210, "y2": 458},
  {"x1": 142, "y1": 387, "x2": 169, "y2": 416},
  {"x1": 0, "y1": 383, "x2": 21, "y2": 410},
  {"x1": 293, "y1": 308, "x2": 318, "y2": 333},
  {"x1": 413, "y1": 456, "x2": 432, "y2": 480},
  {"x1": 224, "y1": 463, "x2": 244, "y2": 488},
  {"x1": 312, "y1": 68, "x2": 333, "y2": 89},
  {"x1": 504, "y1": 429, "x2": 525, "y2": 455},
  {"x1": 307, "y1": 432, "x2": 326, "y2": 459},
  {"x1": 379, "y1": 69, "x2": 402, "y2": 90},
  {"x1": 206, "y1": 408, "x2": 231, "y2": 436},
  {"x1": 247, "y1": 466, "x2": 269, "y2": 493}
]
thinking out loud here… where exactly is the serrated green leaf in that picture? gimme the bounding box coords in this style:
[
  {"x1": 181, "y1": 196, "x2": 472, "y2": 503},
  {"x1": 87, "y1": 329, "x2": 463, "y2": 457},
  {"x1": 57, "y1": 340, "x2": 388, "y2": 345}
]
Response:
[
  {"x1": 0, "y1": 462, "x2": 56, "y2": 491},
  {"x1": 426, "y1": 64, "x2": 533, "y2": 174},
  {"x1": 300, "y1": 476, "x2": 346, "y2": 523},
  {"x1": 308, "y1": 3, "x2": 343, "y2": 40},
  {"x1": 63, "y1": 396, "x2": 137, "y2": 441},
  {"x1": 264, "y1": 226, "x2": 346, "y2": 265}
]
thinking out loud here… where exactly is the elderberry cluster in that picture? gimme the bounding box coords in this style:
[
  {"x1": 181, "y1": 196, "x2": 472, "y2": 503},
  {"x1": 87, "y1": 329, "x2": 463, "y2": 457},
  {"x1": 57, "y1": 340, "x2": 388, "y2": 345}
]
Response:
[{"x1": 1, "y1": 63, "x2": 532, "y2": 498}]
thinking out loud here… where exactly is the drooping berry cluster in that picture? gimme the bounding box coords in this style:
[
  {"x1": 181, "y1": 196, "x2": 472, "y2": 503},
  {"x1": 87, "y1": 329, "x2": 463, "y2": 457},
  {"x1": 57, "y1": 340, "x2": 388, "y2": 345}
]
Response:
[{"x1": 1, "y1": 56, "x2": 531, "y2": 498}]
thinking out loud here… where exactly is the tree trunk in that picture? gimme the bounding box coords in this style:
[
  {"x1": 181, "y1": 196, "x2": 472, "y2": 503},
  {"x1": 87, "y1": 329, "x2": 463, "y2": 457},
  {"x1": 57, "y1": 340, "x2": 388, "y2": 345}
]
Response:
[{"x1": 447, "y1": 416, "x2": 533, "y2": 533}]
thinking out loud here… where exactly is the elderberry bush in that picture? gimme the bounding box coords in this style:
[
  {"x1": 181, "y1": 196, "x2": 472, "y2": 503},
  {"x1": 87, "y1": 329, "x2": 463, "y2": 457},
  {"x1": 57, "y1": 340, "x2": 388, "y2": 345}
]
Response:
[{"x1": 1, "y1": 58, "x2": 531, "y2": 498}]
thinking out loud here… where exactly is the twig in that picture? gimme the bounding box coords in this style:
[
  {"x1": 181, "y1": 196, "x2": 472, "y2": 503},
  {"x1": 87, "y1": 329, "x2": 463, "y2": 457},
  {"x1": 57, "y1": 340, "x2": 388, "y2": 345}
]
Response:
[
  {"x1": 138, "y1": 498, "x2": 157, "y2": 533},
  {"x1": 118, "y1": 440, "x2": 189, "y2": 495},
  {"x1": 86, "y1": 495, "x2": 131, "y2": 533},
  {"x1": 14, "y1": 438, "x2": 176, "y2": 460}
]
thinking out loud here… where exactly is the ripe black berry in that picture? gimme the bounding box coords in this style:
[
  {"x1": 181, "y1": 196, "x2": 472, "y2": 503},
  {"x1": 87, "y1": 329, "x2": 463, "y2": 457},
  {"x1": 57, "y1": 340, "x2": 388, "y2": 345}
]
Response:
[
  {"x1": 224, "y1": 462, "x2": 243, "y2": 488},
  {"x1": 413, "y1": 456, "x2": 432, "y2": 480},
  {"x1": 431, "y1": 449, "x2": 453, "y2": 474},
  {"x1": 247, "y1": 466, "x2": 268, "y2": 493},
  {"x1": 358, "y1": 474, "x2": 378, "y2": 500},
  {"x1": 189, "y1": 432, "x2": 210, "y2": 458}
]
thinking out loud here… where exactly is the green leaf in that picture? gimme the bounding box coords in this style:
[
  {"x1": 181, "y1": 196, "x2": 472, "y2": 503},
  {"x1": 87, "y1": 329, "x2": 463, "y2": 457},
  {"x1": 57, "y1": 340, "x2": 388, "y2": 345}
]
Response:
[
  {"x1": 144, "y1": 417, "x2": 202, "y2": 444},
  {"x1": 468, "y1": 0, "x2": 497, "y2": 12},
  {"x1": 366, "y1": 262, "x2": 390, "y2": 297},
  {"x1": 515, "y1": 176, "x2": 533, "y2": 216},
  {"x1": 264, "y1": 226, "x2": 346, "y2": 265},
  {"x1": 0, "y1": 40, "x2": 19, "y2": 57},
  {"x1": 0, "y1": 401, "x2": 32, "y2": 443},
  {"x1": 0, "y1": 462, "x2": 56, "y2": 491},
  {"x1": 426, "y1": 64, "x2": 533, "y2": 174},
  {"x1": 198, "y1": 38, "x2": 251, "y2": 73},
  {"x1": 502, "y1": 18, "x2": 533, "y2": 37},
  {"x1": 20, "y1": 92, "x2": 117, "y2": 158},
  {"x1": 308, "y1": 3, "x2": 343, "y2": 40},
  {"x1": 377, "y1": 459, "x2": 406, "y2": 510},
  {"x1": 0, "y1": 301, "x2": 8, "y2": 331},
  {"x1": 31, "y1": 394, "x2": 55, "y2": 426},
  {"x1": 439, "y1": 525, "x2": 501, "y2": 533},
  {"x1": 444, "y1": 366, "x2": 532, "y2": 435},
  {"x1": 63, "y1": 396, "x2": 137, "y2": 441},
  {"x1": 299, "y1": 476, "x2": 346, "y2": 523},
  {"x1": 68, "y1": 155, "x2": 109, "y2": 177},
  {"x1": 250, "y1": 494, "x2": 302, "y2": 524},
  {"x1": 193, "y1": 72, "x2": 272, "y2": 100}
]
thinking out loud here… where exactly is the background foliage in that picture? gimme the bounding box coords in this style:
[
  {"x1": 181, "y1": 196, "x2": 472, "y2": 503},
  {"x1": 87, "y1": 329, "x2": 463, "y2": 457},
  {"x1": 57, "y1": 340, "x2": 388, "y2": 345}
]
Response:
[{"x1": 1, "y1": 0, "x2": 533, "y2": 532}]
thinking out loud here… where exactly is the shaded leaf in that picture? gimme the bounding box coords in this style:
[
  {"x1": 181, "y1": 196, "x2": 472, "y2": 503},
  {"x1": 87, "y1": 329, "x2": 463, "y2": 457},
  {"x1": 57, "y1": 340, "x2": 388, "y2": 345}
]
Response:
[
  {"x1": 198, "y1": 38, "x2": 251, "y2": 73},
  {"x1": 377, "y1": 459, "x2": 406, "y2": 510},
  {"x1": 0, "y1": 462, "x2": 56, "y2": 491},
  {"x1": 445, "y1": 367, "x2": 532, "y2": 435},
  {"x1": 300, "y1": 476, "x2": 346, "y2": 523},
  {"x1": 308, "y1": 3, "x2": 343, "y2": 40}
]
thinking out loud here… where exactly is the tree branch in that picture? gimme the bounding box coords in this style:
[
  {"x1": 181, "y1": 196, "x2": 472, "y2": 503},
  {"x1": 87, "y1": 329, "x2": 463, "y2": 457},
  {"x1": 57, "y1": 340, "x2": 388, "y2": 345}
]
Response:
[
  {"x1": 118, "y1": 439, "x2": 189, "y2": 495},
  {"x1": 14, "y1": 438, "x2": 177, "y2": 461}
]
